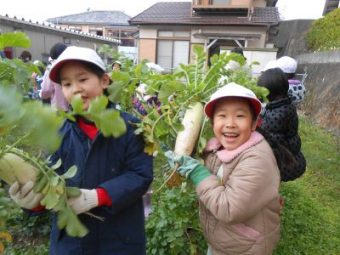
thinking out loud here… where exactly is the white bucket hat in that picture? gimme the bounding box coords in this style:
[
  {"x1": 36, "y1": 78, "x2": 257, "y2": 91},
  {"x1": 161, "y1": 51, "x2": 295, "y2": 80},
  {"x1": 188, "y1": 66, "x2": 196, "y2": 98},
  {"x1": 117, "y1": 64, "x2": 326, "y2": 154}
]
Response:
[
  {"x1": 49, "y1": 46, "x2": 106, "y2": 83},
  {"x1": 204, "y1": 82, "x2": 262, "y2": 119},
  {"x1": 276, "y1": 56, "x2": 297, "y2": 74}
]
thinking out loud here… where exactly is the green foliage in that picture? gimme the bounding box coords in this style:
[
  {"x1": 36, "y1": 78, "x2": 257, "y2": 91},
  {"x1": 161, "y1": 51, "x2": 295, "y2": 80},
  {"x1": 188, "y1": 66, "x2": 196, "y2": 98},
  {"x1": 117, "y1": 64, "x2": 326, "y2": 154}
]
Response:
[
  {"x1": 273, "y1": 117, "x2": 339, "y2": 254},
  {"x1": 146, "y1": 184, "x2": 206, "y2": 255},
  {"x1": 109, "y1": 45, "x2": 269, "y2": 156},
  {"x1": 61, "y1": 95, "x2": 126, "y2": 138},
  {"x1": 0, "y1": 32, "x2": 31, "y2": 51},
  {"x1": 306, "y1": 8, "x2": 340, "y2": 51},
  {"x1": 97, "y1": 44, "x2": 134, "y2": 71}
]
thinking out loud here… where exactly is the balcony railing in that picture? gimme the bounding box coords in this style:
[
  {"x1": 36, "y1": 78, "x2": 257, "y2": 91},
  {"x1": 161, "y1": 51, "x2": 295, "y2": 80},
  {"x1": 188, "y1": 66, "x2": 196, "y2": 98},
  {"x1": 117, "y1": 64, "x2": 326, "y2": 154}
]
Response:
[{"x1": 192, "y1": 0, "x2": 253, "y2": 10}]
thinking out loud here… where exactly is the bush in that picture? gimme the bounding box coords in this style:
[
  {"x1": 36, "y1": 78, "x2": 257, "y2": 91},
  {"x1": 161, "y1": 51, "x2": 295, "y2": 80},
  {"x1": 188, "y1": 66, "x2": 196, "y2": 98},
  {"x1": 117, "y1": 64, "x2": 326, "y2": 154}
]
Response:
[{"x1": 306, "y1": 8, "x2": 340, "y2": 51}]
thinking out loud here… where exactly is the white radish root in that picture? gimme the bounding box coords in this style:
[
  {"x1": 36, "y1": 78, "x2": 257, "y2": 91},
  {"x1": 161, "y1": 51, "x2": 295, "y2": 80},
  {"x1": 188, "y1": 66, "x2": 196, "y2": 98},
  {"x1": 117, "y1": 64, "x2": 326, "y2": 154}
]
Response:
[{"x1": 0, "y1": 153, "x2": 37, "y2": 185}]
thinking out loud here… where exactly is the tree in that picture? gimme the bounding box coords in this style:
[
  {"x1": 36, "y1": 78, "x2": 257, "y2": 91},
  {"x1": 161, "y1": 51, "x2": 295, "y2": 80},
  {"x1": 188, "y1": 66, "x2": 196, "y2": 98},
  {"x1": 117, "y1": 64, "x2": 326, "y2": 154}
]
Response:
[{"x1": 306, "y1": 8, "x2": 340, "y2": 51}]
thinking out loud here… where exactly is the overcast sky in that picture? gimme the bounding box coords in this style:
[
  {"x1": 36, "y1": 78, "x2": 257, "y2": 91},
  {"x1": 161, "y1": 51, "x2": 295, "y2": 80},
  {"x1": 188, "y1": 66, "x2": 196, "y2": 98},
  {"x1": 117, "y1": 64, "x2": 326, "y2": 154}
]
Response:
[{"x1": 0, "y1": 0, "x2": 326, "y2": 22}]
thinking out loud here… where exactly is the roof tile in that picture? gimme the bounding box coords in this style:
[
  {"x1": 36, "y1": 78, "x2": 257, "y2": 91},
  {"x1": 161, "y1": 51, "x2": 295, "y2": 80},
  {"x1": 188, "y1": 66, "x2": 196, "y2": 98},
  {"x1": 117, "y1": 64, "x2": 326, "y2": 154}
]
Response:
[{"x1": 130, "y1": 2, "x2": 279, "y2": 25}]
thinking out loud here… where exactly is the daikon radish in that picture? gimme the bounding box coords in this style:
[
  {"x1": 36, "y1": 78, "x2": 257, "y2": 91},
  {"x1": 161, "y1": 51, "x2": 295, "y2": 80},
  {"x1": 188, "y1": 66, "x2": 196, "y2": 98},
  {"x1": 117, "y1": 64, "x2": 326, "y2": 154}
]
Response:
[
  {"x1": 0, "y1": 153, "x2": 37, "y2": 185},
  {"x1": 167, "y1": 102, "x2": 204, "y2": 187}
]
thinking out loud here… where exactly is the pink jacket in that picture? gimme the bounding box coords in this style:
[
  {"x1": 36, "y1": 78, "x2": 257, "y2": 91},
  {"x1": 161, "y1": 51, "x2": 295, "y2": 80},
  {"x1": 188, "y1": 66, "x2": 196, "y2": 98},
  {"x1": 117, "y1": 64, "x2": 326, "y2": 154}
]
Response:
[
  {"x1": 40, "y1": 69, "x2": 69, "y2": 111},
  {"x1": 197, "y1": 132, "x2": 281, "y2": 255}
]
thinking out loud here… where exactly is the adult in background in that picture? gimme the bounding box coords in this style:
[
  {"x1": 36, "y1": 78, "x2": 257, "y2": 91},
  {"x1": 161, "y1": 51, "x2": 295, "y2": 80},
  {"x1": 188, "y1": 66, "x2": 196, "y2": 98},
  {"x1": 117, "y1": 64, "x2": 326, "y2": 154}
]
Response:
[{"x1": 40, "y1": 43, "x2": 69, "y2": 111}]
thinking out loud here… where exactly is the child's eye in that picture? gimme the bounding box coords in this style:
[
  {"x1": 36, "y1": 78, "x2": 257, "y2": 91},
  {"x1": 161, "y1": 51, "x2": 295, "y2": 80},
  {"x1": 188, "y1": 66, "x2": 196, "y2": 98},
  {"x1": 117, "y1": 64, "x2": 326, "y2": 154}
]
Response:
[
  {"x1": 216, "y1": 113, "x2": 226, "y2": 118},
  {"x1": 62, "y1": 82, "x2": 71, "y2": 87},
  {"x1": 236, "y1": 114, "x2": 245, "y2": 118}
]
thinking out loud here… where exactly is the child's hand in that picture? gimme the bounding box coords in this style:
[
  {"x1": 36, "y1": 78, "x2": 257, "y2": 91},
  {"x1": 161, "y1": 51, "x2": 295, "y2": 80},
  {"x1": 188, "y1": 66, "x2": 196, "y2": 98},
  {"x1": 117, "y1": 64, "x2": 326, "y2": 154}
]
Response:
[
  {"x1": 9, "y1": 181, "x2": 43, "y2": 210},
  {"x1": 164, "y1": 151, "x2": 211, "y2": 186},
  {"x1": 67, "y1": 189, "x2": 98, "y2": 215},
  {"x1": 164, "y1": 151, "x2": 200, "y2": 177}
]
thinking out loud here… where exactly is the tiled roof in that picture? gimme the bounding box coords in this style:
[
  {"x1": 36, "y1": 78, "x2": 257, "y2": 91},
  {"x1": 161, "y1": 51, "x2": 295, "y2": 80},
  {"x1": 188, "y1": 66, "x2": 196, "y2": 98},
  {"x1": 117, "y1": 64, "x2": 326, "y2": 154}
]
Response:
[
  {"x1": 130, "y1": 2, "x2": 280, "y2": 26},
  {"x1": 47, "y1": 11, "x2": 131, "y2": 26},
  {"x1": 0, "y1": 14, "x2": 118, "y2": 44}
]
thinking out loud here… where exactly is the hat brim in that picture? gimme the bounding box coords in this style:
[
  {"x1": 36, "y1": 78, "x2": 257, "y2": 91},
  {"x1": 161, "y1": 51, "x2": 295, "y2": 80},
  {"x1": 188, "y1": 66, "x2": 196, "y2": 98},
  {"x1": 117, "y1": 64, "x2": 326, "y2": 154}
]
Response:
[
  {"x1": 49, "y1": 59, "x2": 73, "y2": 83},
  {"x1": 49, "y1": 58, "x2": 106, "y2": 83},
  {"x1": 204, "y1": 96, "x2": 262, "y2": 119}
]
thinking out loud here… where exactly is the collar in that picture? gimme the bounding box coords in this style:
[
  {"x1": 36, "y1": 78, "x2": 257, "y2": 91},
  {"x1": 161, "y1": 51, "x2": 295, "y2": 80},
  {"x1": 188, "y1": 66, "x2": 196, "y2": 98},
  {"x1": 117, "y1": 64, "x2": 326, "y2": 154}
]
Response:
[{"x1": 205, "y1": 131, "x2": 264, "y2": 163}]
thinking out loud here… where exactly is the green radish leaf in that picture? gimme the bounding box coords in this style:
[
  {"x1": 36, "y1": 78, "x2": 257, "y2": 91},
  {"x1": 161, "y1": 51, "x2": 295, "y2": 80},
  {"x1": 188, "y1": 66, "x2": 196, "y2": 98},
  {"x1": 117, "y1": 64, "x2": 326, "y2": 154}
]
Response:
[
  {"x1": 88, "y1": 96, "x2": 108, "y2": 115},
  {"x1": 57, "y1": 210, "x2": 68, "y2": 229},
  {"x1": 19, "y1": 101, "x2": 63, "y2": 152},
  {"x1": 62, "y1": 165, "x2": 78, "y2": 179},
  {"x1": 50, "y1": 159, "x2": 62, "y2": 170},
  {"x1": 71, "y1": 96, "x2": 84, "y2": 114},
  {"x1": 50, "y1": 176, "x2": 59, "y2": 186},
  {"x1": 97, "y1": 110, "x2": 126, "y2": 137},
  {"x1": 40, "y1": 186, "x2": 61, "y2": 209},
  {"x1": 0, "y1": 31, "x2": 31, "y2": 50},
  {"x1": 53, "y1": 199, "x2": 67, "y2": 212},
  {"x1": 0, "y1": 86, "x2": 24, "y2": 133},
  {"x1": 107, "y1": 81, "x2": 125, "y2": 103},
  {"x1": 66, "y1": 187, "x2": 81, "y2": 198},
  {"x1": 66, "y1": 210, "x2": 88, "y2": 237}
]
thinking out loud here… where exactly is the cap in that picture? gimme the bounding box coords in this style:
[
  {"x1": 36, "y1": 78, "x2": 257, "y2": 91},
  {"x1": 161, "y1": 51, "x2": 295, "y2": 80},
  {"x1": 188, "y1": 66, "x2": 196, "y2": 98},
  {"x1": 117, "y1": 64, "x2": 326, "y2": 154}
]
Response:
[
  {"x1": 204, "y1": 82, "x2": 262, "y2": 119},
  {"x1": 112, "y1": 60, "x2": 122, "y2": 66},
  {"x1": 276, "y1": 56, "x2": 297, "y2": 74},
  {"x1": 49, "y1": 46, "x2": 106, "y2": 83}
]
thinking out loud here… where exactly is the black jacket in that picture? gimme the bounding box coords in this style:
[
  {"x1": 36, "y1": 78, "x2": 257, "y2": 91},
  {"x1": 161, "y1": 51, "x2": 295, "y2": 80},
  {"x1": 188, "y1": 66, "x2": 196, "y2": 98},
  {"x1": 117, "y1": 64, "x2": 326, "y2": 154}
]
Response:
[{"x1": 261, "y1": 98, "x2": 306, "y2": 181}]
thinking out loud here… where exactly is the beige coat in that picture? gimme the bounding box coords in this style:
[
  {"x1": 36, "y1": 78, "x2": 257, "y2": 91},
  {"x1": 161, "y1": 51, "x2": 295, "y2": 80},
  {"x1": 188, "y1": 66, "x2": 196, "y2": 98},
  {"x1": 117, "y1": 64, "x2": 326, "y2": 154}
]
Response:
[{"x1": 196, "y1": 132, "x2": 281, "y2": 255}]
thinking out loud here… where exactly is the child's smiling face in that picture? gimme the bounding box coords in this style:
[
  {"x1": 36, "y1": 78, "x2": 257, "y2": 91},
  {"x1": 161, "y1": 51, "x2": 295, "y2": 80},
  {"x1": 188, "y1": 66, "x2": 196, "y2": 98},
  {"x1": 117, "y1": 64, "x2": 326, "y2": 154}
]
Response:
[
  {"x1": 212, "y1": 97, "x2": 257, "y2": 151},
  {"x1": 59, "y1": 61, "x2": 110, "y2": 110}
]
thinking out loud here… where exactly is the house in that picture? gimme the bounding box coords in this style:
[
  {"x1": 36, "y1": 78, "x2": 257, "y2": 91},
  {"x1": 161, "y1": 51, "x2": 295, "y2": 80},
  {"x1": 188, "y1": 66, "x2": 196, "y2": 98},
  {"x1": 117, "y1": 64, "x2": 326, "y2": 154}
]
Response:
[
  {"x1": 47, "y1": 11, "x2": 138, "y2": 47},
  {"x1": 129, "y1": 0, "x2": 280, "y2": 73},
  {"x1": 0, "y1": 14, "x2": 118, "y2": 64}
]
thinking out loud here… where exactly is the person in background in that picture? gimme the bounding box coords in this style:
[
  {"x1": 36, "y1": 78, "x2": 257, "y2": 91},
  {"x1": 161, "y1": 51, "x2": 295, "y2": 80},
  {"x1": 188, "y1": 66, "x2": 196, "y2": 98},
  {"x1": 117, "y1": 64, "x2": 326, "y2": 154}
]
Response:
[
  {"x1": 166, "y1": 83, "x2": 282, "y2": 255},
  {"x1": 19, "y1": 50, "x2": 32, "y2": 63},
  {"x1": 257, "y1": 68, "x2": 306, "y2": 181},
  {"x1": 9, "y1": 46, "x2": 153, "y2": 255},
  {"x1": 40, "y1": 43, "x2": 69, "y2": 111},
  {"x1": 274, "y1": 56, "x2": 305, "y2": 105},
  {"x1": 30, "y1": 60, "x2": 46, "y2": 100},
  {"x1": 225, "y1": 47, "x2": 249, "y2": 72},
  {"x1": 112, "y1": 60, "x2": 122, "y2": 71}
]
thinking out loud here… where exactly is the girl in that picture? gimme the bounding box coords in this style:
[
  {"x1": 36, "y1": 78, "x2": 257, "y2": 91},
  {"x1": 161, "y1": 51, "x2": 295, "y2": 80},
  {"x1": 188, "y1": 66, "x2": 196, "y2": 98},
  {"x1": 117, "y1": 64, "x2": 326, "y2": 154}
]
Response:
[
  {"x1": 257, "y1": 68, "x2": 306, "y2": 181},
  {"x1": 166, "y1": 82, "x2": 281, "y2": 255},
  {"x1": 9, "y1": 46, "x2": 153, "y2": 255}
]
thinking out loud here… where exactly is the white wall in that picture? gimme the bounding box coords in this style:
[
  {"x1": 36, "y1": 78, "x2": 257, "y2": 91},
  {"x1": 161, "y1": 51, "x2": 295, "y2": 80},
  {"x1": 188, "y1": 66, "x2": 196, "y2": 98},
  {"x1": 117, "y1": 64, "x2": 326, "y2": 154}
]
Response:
[{"x1": 221, "y1": 48, "x2": 278, "y2": 76}]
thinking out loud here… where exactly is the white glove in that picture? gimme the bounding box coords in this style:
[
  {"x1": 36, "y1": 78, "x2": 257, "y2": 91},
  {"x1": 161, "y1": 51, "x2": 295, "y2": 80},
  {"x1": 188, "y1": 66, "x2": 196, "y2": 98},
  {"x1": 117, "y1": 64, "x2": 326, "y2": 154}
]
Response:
[
  {"x1": 67, "y1": 189, "x2": 98, "y2": 215},
  {"x1": 9, "y1": 181, "x2": 43, "y2": 210}
]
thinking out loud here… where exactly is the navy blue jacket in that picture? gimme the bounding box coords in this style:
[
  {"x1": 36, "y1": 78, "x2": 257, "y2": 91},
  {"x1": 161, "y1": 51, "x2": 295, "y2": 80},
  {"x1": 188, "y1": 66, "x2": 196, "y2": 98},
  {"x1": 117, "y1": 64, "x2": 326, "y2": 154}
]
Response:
[{"x1": 49, "y1": 111, "x2": 153, "y2": 255}]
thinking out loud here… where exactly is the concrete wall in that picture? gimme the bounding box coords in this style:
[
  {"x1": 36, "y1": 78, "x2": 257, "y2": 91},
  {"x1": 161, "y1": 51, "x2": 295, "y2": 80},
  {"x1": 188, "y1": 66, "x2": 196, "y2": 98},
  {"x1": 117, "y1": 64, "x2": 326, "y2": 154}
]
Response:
[
  {"x1": 297, "y1": 52, "x2": 340, "y2": 135},
  {"x1": 274, "y1": 20, "x2": 340, "y2": 135}
]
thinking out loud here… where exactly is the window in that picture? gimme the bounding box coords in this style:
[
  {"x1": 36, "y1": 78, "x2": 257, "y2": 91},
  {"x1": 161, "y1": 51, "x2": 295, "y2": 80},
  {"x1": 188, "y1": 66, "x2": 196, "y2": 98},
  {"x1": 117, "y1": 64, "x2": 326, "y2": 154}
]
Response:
[
  {"x1": 213, "y1": 0, "x2": 230, "y2": 4},
  {"x1": 157, "y1": 30, "x2": 190, "y2": 72},
  {"x1": 157, "y1": 40, "x2": 189, "y2": 73}
]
